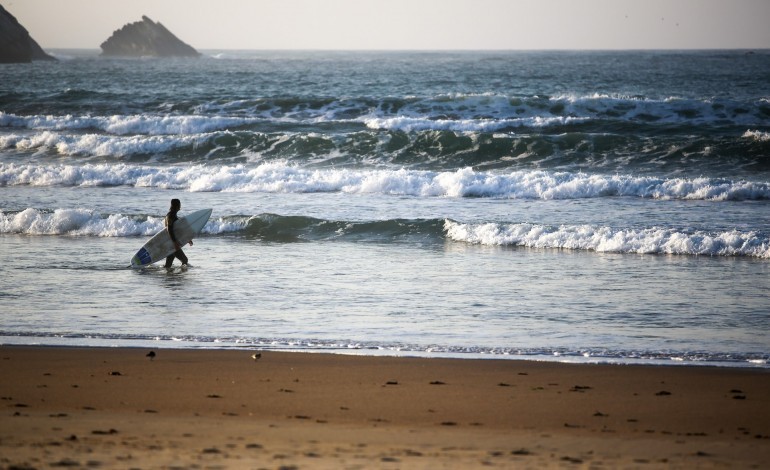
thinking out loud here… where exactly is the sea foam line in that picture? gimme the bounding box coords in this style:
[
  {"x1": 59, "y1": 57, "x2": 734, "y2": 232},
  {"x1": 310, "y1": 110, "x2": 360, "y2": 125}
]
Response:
[{"x1": 444, "y1": 220, "x2": 770, "y2": 258}]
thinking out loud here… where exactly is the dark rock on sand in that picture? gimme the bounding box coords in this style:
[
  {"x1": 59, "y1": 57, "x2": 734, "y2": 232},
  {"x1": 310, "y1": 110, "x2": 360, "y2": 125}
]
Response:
[
  {"x1": 100, "y1": 15, "x2": 200, "y2": 58},
  {"x1": 0, "y1": 4, "x2": 56, "y2": 63}
]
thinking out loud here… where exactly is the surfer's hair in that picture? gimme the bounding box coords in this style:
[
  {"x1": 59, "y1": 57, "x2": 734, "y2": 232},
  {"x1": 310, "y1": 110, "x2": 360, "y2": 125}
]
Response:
[{"x1": 170, "y1": 198, "x2": 181, "y2": 210}]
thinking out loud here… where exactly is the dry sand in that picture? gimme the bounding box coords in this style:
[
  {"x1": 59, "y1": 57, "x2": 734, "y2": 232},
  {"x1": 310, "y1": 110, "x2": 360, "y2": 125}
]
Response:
[{"x1": 1, "y1": 346, "x2": 768, "y2": 469}]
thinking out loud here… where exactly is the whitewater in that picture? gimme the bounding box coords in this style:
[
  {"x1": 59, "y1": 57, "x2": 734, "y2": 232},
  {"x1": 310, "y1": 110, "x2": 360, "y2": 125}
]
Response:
[{"x1": 1, "y1": 50, "x2": 769, "y2": 366}]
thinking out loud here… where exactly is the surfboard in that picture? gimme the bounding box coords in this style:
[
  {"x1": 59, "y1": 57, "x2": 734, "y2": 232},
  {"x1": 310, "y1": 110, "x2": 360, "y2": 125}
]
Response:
[{"x1": 130, "y1": 208, "x2": 212, "y2": 268}]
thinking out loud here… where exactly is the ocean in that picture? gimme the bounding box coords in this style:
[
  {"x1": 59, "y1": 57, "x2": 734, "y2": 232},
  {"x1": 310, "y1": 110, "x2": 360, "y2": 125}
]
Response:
[{"x1": 1, "y1": 49, "x2": 769, "y2": 367}]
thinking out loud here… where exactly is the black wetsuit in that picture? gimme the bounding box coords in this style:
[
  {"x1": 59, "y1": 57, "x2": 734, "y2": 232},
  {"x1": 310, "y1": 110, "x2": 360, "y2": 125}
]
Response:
[{"x1": 164, "y1": 209, "x2": 188, "y2": 268}]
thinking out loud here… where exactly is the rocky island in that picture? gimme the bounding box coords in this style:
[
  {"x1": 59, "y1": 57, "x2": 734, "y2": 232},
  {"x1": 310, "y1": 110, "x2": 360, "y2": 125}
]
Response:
[
  {"x1": 0, "y1": 4, "x2": 56, "y2": 63},
  {"x1": 101, "y1": 15, "x2": 200, "y2": 58}
]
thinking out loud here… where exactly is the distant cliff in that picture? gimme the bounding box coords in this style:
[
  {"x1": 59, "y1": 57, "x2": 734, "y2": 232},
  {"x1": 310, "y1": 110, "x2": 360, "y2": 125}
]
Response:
[
  {"x1": 100, "y1": 15, "x2": 200, "y2": 58},
  {"x1": 0, "y1": 4, "x2": 56, "y2": 63}
]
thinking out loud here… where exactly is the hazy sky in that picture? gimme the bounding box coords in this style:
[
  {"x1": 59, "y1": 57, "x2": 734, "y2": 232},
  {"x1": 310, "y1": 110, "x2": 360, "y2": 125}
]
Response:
[{"x1": 6, "y1": 0, "x2": 770, "y2": 50}]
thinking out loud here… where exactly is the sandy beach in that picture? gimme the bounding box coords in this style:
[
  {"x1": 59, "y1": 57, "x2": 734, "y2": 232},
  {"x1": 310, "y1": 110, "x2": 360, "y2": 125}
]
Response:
[{"x1": 1, "y1": 346, "x2": 768, "y2": 469}]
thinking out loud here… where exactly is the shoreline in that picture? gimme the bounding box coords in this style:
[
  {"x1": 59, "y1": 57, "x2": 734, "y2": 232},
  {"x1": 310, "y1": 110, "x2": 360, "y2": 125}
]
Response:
[
  {"x1": 2, "y1": 345, "x2": 769, "y2": 468},
  {"x1": 3, "y1": 339, "x2": 766, "y2": 369}
]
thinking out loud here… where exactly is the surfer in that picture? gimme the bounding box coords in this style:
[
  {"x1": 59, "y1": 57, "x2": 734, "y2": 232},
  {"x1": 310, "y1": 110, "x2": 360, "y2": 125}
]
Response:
[{"x1": 164, "y1": 198, "x2": 192, "y2": 268}]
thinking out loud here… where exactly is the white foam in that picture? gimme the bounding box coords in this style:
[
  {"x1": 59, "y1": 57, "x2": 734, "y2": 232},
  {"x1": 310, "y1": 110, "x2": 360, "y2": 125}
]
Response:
[
  {"x1": 743, "y1": 129, "x2": 770, "y2": 142},
  {"x1": 146, "y1": 165, "x2": 770, "y2": 201},
  {"x1": 0, "y1": 131, "x2": 207, "y2": 157},
  {"x1": 202, "y1": 216, "x2": 251, "y2": 235},
  {"x1": 363, "y1": 116, "x2": 584, "y2": 132},
  {"x1": 444, "y1": 220, "x2": 770, "y2": 258},
  {"x1": 0, "y1": 208, "x2": 161, "y2": 236},
  {"x1": 2, "y1": 162, "x2": 769, "y2": 201}
]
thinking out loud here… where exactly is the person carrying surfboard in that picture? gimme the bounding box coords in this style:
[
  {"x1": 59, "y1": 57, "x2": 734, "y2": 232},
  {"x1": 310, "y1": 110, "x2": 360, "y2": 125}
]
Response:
[
  {"x1": 164, "y1": 198, "x2": 193, "y2": 268},
  {"x1": 129, "y1": 203, "x2": 210, "y2": 268}
]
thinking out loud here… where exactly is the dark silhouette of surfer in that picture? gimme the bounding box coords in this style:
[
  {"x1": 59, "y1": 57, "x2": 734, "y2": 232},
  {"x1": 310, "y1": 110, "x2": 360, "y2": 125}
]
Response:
[{"x1": 164, "y1": 198, "x2": 192, "y2": 268}]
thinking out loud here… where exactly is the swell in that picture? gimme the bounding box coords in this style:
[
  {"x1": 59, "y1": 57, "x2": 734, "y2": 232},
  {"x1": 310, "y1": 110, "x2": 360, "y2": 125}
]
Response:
[
  {"x1": 3, "y1": 94, "x2": 770, "y2": 130},
  {"x1": 238, "y1": 214, "x2": 446, "y2": 243},
  {"x1": 2, "y1": 162, "x2": 769, "y2": 201}
]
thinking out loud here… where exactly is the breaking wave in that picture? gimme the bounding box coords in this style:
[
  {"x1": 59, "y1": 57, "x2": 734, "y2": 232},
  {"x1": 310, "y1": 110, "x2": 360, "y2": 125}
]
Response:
[
  {"x1": 2, "y1": 162, "x2": 768, "y2": 201},
  {"x1": 445, "y1": 220, "x2": 770, "y2": 258},
  {"x1": 0, "y1": 112, "x2": 259, "y2": 135}
]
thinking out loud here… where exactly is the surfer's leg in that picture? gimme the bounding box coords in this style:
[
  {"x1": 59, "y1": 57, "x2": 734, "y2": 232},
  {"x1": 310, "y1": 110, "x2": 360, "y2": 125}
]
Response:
[
  {"x1": 176, "y1": 249, "x2": 188, "y2": 265},
  {"x1": 164, "y1": 253, "x2": 175, "y2": 268}
]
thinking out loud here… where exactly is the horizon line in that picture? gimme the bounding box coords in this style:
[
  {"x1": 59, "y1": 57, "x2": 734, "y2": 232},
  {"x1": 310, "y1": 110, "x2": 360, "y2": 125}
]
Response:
[{"x1": 41, "y1": 47, "x2": 770, "y2": 53}]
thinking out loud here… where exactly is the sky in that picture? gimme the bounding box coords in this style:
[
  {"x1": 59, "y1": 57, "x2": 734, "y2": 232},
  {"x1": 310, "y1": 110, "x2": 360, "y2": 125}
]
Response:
[{"x1": 6, "y1": 0, "x2": 770, "y2": 50}]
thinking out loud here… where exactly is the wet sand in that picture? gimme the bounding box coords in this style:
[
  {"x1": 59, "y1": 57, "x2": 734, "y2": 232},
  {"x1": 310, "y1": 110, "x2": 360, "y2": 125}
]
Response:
[{"x1": 1, "y1": 346, "x2": 768, "y2": 468}]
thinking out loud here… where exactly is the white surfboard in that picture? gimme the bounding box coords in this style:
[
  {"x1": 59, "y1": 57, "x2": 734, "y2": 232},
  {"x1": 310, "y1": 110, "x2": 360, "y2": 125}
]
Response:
[{"x1": 130, "y1": 208, "x2": 212, "y2": 268}]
